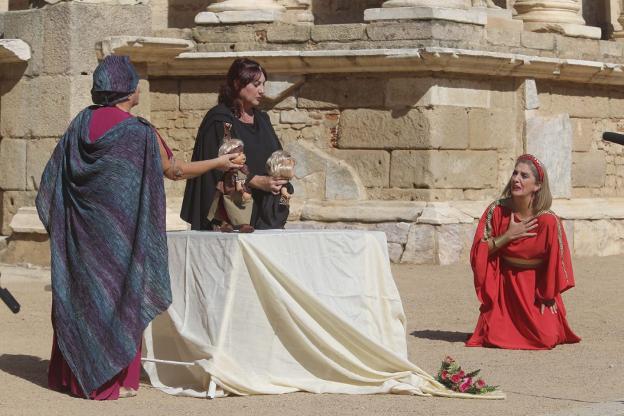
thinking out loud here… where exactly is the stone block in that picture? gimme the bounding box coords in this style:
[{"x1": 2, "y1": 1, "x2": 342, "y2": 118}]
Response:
[
  {"x1": 599, "y1": 40, "x2": 624, "y2": 57},
  {"x1": 338, "y1": 108, "x2": 468, "y2": 150},
  {"x1": 130, "y1": 78, "x2": 151, "y2": 120},
  {"x1": 526, "y1": 114, "x2": 572, "y2": 198},
  {"x1": 280, "y1": 110, "x2": 310, "y2": 124},
  {"x1": 573, "y1": 219, "x2": 624, "y2": 257},
  {"x1": 469, "y1": 109, "x2": 515, "y2": 150},
  {"x1": 463, "y1": 188, "x2": 498, "y2": 201},
  {"x1": 8, "y1": 206, "x2": 45, "y2": 234},
  {"x1": 366, "y1": 21, "x2": 485, "y2": 42},
  {"x1": 192, "y1": 25, "x2": 262, "y2": 43},
  {"x1": 365, "y1": 6, "x2": 487, "y2": 25},
  {"x1": 436, "y1": 223, "x2": 476, "y2": 265},
  {"x1": 285, "y1": 140, "x2": 366, "y2": 200},
  {"x1": 267, "y1": 24, "x2": 311, "y2": 43},
  {"x1": 609, "y1": 92, "x2": 624, "y2": 119},
  {"x1": 311, "y1": 24, "x2": 367, "y2": 42},
  {"x1": 298, "y1": 77, "x2": 385, "y2": 109},
  {"x1": 42, "y1": 3, "x2": 151, "y2": 76},
  {"x1": 273, "y1": 96, "x2": 297, "y2": 110},
  {"x1": 1, "y1": 75, "x2": 89, "y2": 138},
  {"x1": 571, "y1": 118, "x2": 594, "y2": 152},
  {"x1": 545, "y1": 84, "x2": 609, "y2": 119},
  {"x1": 450, "y1": 200, "x2": 490, "y2": 220},
  {"x1": 387, "y1": 242, "x2": 404, "y2": 264},
  {"x1": 486, "y1": 27, "x2": 520, "y2": 47},
  {"x1": 401, "y1": 224, "x2": 435, "y2": 264},
  {"x1": 26, "y1": 139, "x2": 57, "y2": 191},
  {"x1": 2, "y1": 9, "x2": 44, "y2": 77},
  {"x1": 366, "y1": 22, "x2": 433, "y2": 41},
  {"x1": 520, "y1": 31, "x2": 555, "y2": 51},
  {"x1": 390, "y1": 150, "x2": 498, "y2": 189},
  {"x1": 180, "y1": 79, "x2": 220, "y2": 111},
  {"x1": 264, "y1": 76, "x2": 304, "y2": 102},
  {"x1": 332, "y1": 149, "x2": 390, "y2": 188},
  {"x1": 1, "y1": 190, "x2": 37, "y2": 235},
  {"x1": 417, "y1": 202, "x2": 474, "y2": 225},
  {"x1": 572, "y1": 151, "x2": 606, "y2": 188},
  {"x1": 555, "y1": 36, "x2": 600, "y2": 59},
  {"x1": 385, "y1": 77, "x2": 491, "y2": 109},
  {"x1": 0, "y1": 139, "x2": 26, "y2": 190},
  {"x1": 524, "y1": 79, "x2": 539, "y2": 110},
  {"x1": 490, "y1": 79, "x2": 517, "y2": 110},
  {"x1": 367, "y1": 188, "x2": 465, "y2": 202},
  {"x1": 301, "y1": 200, "x2": 425, "y2": 223},
  {"x1": 150, "y1": 79, "x2": 180, "y2": 112},
  {"x1": 371, "y1": 222, "x2": 411, "y2": 244}
]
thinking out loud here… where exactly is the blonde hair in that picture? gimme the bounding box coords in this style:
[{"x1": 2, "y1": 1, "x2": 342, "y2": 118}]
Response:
[
  {"x1": 266, "y1": 150, "x2": 295, "y2": 179},
  {"x1": 218, "y1": 138, "x2": 244, "y2": 156},
  {"x1": 500, "y1": 157, "x2": 552, "y2": 214}
]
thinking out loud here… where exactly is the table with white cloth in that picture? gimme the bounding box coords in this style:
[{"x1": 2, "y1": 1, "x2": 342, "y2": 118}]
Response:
[{"x1": 142, "y1": 230, "x2": 474, "y2": 399}]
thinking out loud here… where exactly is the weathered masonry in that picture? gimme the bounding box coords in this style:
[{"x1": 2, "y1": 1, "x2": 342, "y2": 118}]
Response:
[{"x1": 2, "y1": 1, "x2": 624, "y2": 266}]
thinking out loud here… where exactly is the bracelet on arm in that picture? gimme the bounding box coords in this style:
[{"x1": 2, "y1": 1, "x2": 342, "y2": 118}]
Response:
[
  {"x1": 493, "y1": 235, "x2": 509, "y2": 249},
  {"x1": 170, "y1": 157, "x2": 183, "y2": 180}
]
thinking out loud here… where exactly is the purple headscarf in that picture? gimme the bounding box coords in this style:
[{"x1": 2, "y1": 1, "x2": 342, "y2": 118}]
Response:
[{"x1": 91, "y1": 55, "x2": 139, "y2": 106}]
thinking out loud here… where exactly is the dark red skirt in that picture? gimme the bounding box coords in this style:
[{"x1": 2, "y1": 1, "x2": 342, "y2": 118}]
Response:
[{"x1": 48, "y1": 330, "x2": 141, "y2": 400}]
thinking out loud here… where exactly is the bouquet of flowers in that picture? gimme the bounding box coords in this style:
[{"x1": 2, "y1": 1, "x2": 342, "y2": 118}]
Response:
[{"x1": 436, "y1": 356, "x2": 498, "y2": 395}]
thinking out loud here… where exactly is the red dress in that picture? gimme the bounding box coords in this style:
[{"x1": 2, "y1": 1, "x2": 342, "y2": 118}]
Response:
[{"x1": 466, "y1": 200, "x2": 581, "y2": 350}]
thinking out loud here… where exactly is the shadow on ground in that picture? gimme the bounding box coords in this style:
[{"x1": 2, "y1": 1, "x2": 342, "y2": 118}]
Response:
[
  {"x1": 410, "y1": 330, "x2": 471, "y2": 343},
  {"x1": 0, "y1": 354, "x2": 49, "y2": 388}
]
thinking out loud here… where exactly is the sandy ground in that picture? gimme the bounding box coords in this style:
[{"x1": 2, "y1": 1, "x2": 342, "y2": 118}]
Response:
[{"x1": 0, "y1": 257, "x2": 622, "y2": 416}]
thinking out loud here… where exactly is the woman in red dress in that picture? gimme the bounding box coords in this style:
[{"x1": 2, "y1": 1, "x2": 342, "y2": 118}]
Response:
[{"x1": 466, "y1": 154, "x2": 581, "y2": 350}]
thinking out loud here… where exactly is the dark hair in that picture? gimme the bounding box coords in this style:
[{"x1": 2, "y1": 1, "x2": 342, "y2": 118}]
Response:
[{"x1": 218, "y1": 58, "x2": 267, "y2": 117}]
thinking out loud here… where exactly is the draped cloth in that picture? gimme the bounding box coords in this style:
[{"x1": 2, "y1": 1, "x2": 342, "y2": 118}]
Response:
[
  {"x1": 36, "y1": 107, "x2": 172, "y2": 395},
  {"x1": 143, "y1": 231, "x2": 505, "y2": 400},
  {"x1": 466, "y1": 200, "x2": 581, "y2": 350}
]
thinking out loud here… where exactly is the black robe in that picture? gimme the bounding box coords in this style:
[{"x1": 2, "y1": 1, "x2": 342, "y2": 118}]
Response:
[{"x1": 180, "y1": 103, "x2": 282, "y2": 230}]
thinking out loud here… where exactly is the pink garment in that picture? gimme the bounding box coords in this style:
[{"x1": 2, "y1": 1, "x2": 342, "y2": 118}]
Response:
[
  {"x1": 89, "y1": 106, "x2": 132, "y2": 142},
  {"x1": 48, "y1": 332, "x2": 141, "y2": 400},
  {"x1": 88, "y1": 106, "x2": 174, "y2": 159}
]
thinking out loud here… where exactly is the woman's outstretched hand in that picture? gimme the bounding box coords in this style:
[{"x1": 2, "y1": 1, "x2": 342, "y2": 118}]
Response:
[
  {"x1": 216, "y1": 153, "x2": 243, "y2": 171},
  {"x1": 540, "y1": 299, "x2": 558, "y2": 315},
  {"x1": 506, "y1": 214, "x2": 538, "y2": 241},
  {"x1": 249, "y1": 175, "x2": 288, "y2": 195}
]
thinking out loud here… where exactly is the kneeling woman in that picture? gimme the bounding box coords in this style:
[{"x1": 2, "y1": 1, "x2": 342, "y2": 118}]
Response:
[{"x1": 466, "y1": 154, "x2": 581, "y2": 350}]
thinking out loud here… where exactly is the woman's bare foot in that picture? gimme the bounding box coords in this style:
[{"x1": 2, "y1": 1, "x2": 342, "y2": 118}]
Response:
[{"x1": 118, "y1": 387, "x2": 137, "y2": 399}]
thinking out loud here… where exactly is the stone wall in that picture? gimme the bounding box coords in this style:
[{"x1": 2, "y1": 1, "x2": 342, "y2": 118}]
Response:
[
  {"x1": 0, "y1": 3, "x2": 151, "y2": 235},
  {"x1": 149, "y1": 72, "x2": 522, "y2": 203}
]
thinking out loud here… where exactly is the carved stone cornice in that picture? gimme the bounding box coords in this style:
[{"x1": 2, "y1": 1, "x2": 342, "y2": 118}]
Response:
[
  {"x1": 138, "y1": 47, "x2": 624, "y2": 86},
  {"x1": 0, "y1": 39, "x2": 31, "y2": 64},
  {"x1": 97, "y1": 36, "x2": 195, "y2": 62}
]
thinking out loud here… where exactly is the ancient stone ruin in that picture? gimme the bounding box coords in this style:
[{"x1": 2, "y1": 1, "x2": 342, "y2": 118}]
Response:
[{"x1": 1, "y1": 0, "x2": 624, "y2": 265}]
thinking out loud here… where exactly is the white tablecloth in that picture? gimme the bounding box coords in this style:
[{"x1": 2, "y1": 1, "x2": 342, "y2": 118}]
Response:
[{"x1": 143, "y1": 230, "x2": 493, "y2": 399}]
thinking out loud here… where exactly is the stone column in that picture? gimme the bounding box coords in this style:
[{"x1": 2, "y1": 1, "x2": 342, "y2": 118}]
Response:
[
  {"x1": 364, "y1": 0, "x2": 488, "y2": 24},
  {"x1": 612, "y1": 0, "x2": 624, "y2": 40},
  {"x1": 277, "y1": 0, "x2": 314, "y2": 24},
  {"x1": 196, "y1": 0, "x2": 286, "y2": 25},
  {"x1": 514, "y1": 0, "x2": 601, "y2": 38}
]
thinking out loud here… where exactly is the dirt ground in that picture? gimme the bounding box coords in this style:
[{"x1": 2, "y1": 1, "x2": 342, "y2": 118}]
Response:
[{"x1": 0, "y1": 256, "x2": 622, "y2": 416}]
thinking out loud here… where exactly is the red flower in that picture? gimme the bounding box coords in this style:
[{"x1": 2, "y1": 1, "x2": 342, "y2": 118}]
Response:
[
  {"x1": 451, "y1": 374, "x2": 462, "y2": 384},
  {"x1": 460, "y1": 377, "x2": 473, "y2": 393},
  {"x1": 457, "y1": 370, "x2": 465, "y2": 378},
  {"x1": 441, "y1": 370, "x2": 449, "y2": 380},
  {"x1": 476, "y1": 379, "x2": 486, "y2": 388}
]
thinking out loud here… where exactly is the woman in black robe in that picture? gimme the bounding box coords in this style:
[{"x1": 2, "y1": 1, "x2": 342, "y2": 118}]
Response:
[{"x1": 181, "y1": 58, "x2": 288, "y2": 230}]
